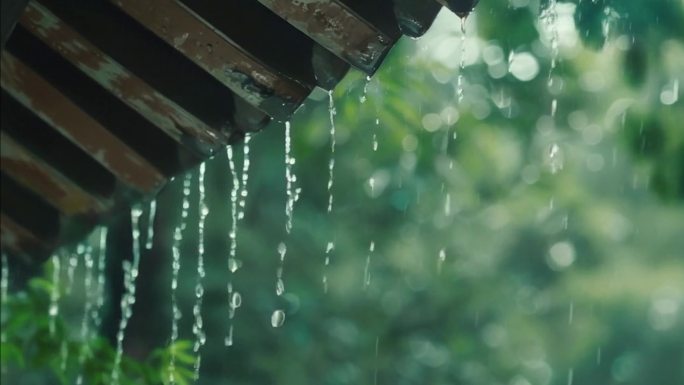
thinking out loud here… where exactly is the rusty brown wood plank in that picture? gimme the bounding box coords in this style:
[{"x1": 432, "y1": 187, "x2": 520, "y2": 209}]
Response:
[
  {"x1": 111, "y1": 0, "x2": 310, "y2": 120},
  {"x1": 0, "y1": 132, "x2": 110, "y2": 216},
  {"x1": 0, "y1": 213, "x2": 48, "y2": 258},
  {"x1": 0, "y1": 52, "x2": 166, "y2": 193},
  {"x1": 256, "y1": 0, "x2": 392, "y2": 74},
  {"x1": 20, "y1": 1, "x2": 227, "y2": 152}
]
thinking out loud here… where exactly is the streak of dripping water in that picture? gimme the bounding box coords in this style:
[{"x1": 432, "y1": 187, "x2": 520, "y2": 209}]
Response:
[
  {"x1": 273, "y1": 121, "x2": 298, "y2": 327},
  {"x1": 373, "y1": 336, "x2": 380, "y2": 385},
  {"x1": 168, "y1": 225, "x2": 182, "y2": 384},
  {"x1": 276, "y1": 243, "x2": 286, "y2": 296},
  {"x1": 568, "y1": 301, "x2": 574, "y2": 325},
  {"x1": 360, "y1": 75, "x2": 371, "y2": 103},
  {"x1": 0, "y1": 253, "x2": 6, "y2": 377},
  {"x1": 225, "y1": 146, "x2": 241, "y2": 347},
  {"x1": 323, "y1": 242, "x2": 334, "y2": 293},
  {"x1": 284, "y1": 121, "x2": 298, "y2": 234},
  {"x1": 438, "y1": 248, "x2": 446, "y2": 274},
  {"x1": 66, "y1": 246, "x2": 81, "y2": 294},
  {"x1": 373, "y1": 118, "x2": 379, "y2": 152},
  {"x1": 457, "y1": 17, "x2": 467, "y2": 103},
  {"x1": 567, "y1": 368, "x2": 574, "y2": 385},
  {"x1": 444, "y1": 193, "x2": 451, "y2": 216},
  {"x1": 324, "y1": 91, "x2": 337, "y2": 293},
  {"x1": 145, "y1": 199, "x2": 157, "y2": 250},
  {"x1": 111, "y1": 206, "x2": 144, "y2": 385},
  {"x1": 48, "y1": 253, "x2": 61, "y2": 336},
  {"x1": 76, "y1": 245, "x2": 95, "y2": 385},
  {"x1": 91, "y1": 227, "x2": 108, "y2": 334},
  {"x1": 238, "y1": 135, "x2": 252, "y2": 220},
  {"x1": 364, "y1": 241, "x2": 375, "y2": 289},
  {"x1": 327, "y1": 90, "x2": 336, "y2": 214},
  {"x1": 273, "y1": 242, "x2": 287, "y2": 326},
  {"x1": 596, "y1": 347, "x2": 602, "y2": 365},
  {"x1": 1, "y1": 253, "x2": 8, "y2": 342},
  {"x1": 181, "y1": 172, "x2": 193, "y2": 231},
  {"x1": 192, "y1": 163, "x2": 208, "y2": 380}
]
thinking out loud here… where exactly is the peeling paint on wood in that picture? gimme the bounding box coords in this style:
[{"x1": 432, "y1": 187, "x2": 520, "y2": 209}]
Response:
[
  {"x1": 0, "y1": 52, "x2": 166, "y2": 193},
  {"x1": 257, "y1": 0, "x2": 392, "y2": 74},
  {"x1": 112, "y1": 0, "x2": 310, "y2": 120},
  {"x1": 0, "y1": 133, "x2": 110, "y2": 216},
  {"x1": 20, "y1": 1, "x2": 226, "y2": 152}
]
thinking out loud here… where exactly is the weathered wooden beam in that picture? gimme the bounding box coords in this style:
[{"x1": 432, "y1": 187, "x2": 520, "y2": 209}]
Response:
[
  {"x1": 0, "y1": 213, "x2": 49, "y2": 261},
  {"x1": 20, "y1": 1, "x2": 228, "y2": 156},
  {"x1": 0, "y1": 132, "x2": 110, "y2": 216},
  {"x1": 0, "y1": 52, "x2": 166, "y2": 194},
  {"x1": 111, "y1": 0, "x2": 311, "y2": 120},
  {"x1": 257, "y1": 0, "x2": 393, "y2": 75}
]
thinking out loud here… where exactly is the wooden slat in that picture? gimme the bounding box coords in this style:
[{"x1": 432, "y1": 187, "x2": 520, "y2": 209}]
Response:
[
  {"x1": 0, "y1": 132, "x2": 109, "y2": 216},
  {"x1": 0, "y1": 52, "x2": 165, "y2": 193},
  {"x1": 112, "y1": 0, "x2": 310, "y2": 120},
  {"x1": 0, "y1": 213, "x2": 48, "y2": 258},
  {"x1": 21, "y1": 1, "x2": 226, "y2": 153},
  {"x1": 257, "y1": 0, "x2": 392, "y2": 74}
]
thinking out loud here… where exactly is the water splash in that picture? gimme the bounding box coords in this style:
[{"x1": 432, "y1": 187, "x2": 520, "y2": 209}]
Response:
[
  {"x1": 168, "y1": 225, "x2": 182, "y2": 384},
  {"x1": 48, "y1": 253, "x2": 61, "y2": 336},
  {"x1": 457, "y1": 18, "x2": 467, "y2": 103},
  {"x1": 76, "y1": 245, "x2": 95, "y2": 385},
  {"x1": 238, "y1": 135, "x2": 252, "y2": 220},
  {"x1": 360, "y1": 75, "x2": 371, "y2": 103},
  {"x1": 90, "y1": 227, "x2": 108, "y2": 334},
  {"x1": 111, "y1": 206, "x2": 144, "y2": 385},
  {"x1": 145, "y1": 199, "x2": 157, "y2": 250},
  {"x1": 192, "y1": 163, "x2": 208, "y2": 380},
  {"x1": 364, "y1": 241, "x2": 375, "y2": 289}
]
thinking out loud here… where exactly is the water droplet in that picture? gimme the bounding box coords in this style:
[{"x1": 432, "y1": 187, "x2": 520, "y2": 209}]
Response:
[
  {"x1": 271, "y1": 310, "x2": 286, "y2": 328},
  {"x1": 276, "y1": 278, "x2": 285, "y2": 296}
]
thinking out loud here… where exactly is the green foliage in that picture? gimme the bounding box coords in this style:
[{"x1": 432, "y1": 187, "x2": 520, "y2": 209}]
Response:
[{"x1": 0, "y1": 269, "x2": 195, "y2": 385}]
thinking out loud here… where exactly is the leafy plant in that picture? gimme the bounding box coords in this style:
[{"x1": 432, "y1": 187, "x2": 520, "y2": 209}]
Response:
[{"x1": 0, "y1": 267, "x2": 194, "y2": 385}]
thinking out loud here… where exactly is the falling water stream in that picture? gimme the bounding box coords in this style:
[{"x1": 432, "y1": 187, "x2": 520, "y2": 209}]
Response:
[
  {"x1": 363, "y1": 241, "x2": 375, "y2": 289},
  {"x1": 111, "y1": 206, "x2": 143, "y2": 385},
  {"x1": 48, "y1": 253, "x2": 61, "y2": 336},
  {"x1": 192, "y1": 163, "x2": 208, "y2": 380},
  {"x1": 238, "y1": 134, "x2": 252, "y2": 220},
  {"x1": 90, "y1": 227, "x2": 108, "y2": 334},
  {"x1": 222, "y1": 137, "x2": 254, "y2": 345},
  {"x1": 168, "y1": 225, "x2": 182, "y2": 385},
  {"x1": 323, "y1": 91, "x2": 337, "y2": 293},
  {"x1": 76, "y1": 245, "x2": 94, "y2": 385},
  {"x1": 1, "y1": 253, "x2": 8, "y2": 344},
  {"x1": 225, "y1": 144, "x2": 241, "y2": 346},
  {"x1": 457, "y1": 17, "x2": 467, "y2": 103},
  {"x1": 272, "y1": 121, "x2": 299, "y2": 326},
  {"x1": 145, "y1": 199, "x2": 157, "y2": 250}
]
